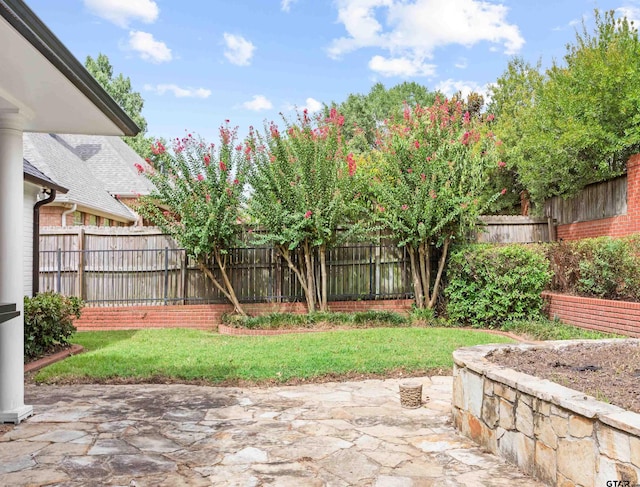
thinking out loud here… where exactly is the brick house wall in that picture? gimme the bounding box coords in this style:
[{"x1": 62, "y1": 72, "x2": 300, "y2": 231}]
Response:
[
  {"x1": 73, "y1": 299, "x2": 415, "y2": 331},
  {"x1": 556, "y1": 155, "x2": 640, "y2": 240},
  {"x1": 39, "y1": 205, "x2": 132, "y2": 227}
]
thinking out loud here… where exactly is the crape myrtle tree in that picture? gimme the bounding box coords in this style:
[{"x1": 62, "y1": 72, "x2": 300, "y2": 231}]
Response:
[
  {"x1": 136, "y1": 124, "x2": 249, "y2": 315},
  {"x1": 247, "y1": 109, "x2": 368, "y2": 313},
  {"x1": 373, "y1": 98, "x2": 506, "y2": 309}
]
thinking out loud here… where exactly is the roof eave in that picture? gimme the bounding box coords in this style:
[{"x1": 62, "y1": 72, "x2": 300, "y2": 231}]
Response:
[{"x1": 0, "y1": 0, "x2": 140, "y2": 136}]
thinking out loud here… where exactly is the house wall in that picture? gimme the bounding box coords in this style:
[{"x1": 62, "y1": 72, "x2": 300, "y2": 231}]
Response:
[
  {"x1": 23, "y1": 182, "x2": 40, "y2": 297},
  {"x1": 73, "y1": 299, "x2": 415, "y2": 331},
  {"x1": 39, "y1": 205, "x2": 132, "y2": 227},
  {"x1": 556, "y1": 155, "x2": 640, "y2": 240}
]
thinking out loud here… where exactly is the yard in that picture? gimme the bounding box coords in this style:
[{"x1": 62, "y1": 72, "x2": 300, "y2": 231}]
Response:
[{"x1": 34, "y1": 327, "x2": 515, "y2": 385}]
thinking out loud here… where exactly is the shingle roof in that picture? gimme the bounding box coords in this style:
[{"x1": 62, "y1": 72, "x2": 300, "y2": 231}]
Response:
[
  {"x1": 23, "y1": 159, "x2": 68, "y2": 193},
  {"x1": 23, "y1": 133, "x2": 137, "y2": 222},
  {"x1": 55, "y1": 134, "x2": 154, "y2": 196}
]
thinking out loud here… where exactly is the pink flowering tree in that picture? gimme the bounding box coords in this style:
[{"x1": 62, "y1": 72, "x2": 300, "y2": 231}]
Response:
[
  {"x1": 136, "y1": 124, "x2": 249, "y2": 315},
  {"x1": 374, "y1": 98, "x2": 506, "y2": 309},
  {"x1": 247, "y1": 110, "x2": 368, "y2": 312}
]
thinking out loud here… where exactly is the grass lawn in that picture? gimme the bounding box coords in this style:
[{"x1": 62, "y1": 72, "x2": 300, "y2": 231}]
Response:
[{"x1": 34, "y1": 327, "x2": 514, "y2": 385}]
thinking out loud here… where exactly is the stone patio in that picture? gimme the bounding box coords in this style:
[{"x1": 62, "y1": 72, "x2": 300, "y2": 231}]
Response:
[{"x1": 0, "y1": 377, "x2": 545, "y2": 486}]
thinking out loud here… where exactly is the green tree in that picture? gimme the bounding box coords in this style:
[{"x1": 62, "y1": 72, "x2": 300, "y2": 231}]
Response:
[
  {"x1": 491, "y1": 10, "x2": 640, "y2": 204},
  {"x1": 247, "y1": 110, "x2": 368, "y2": 312},
  {"x1": 136, "y1": 126, "x2": 249, "y2": 315},
  {"x1": 85, "y1": 53, "x2": 155, "y2": 159},
  {"x1": 373, "y1": 98, "x2": 505, "y2": 309},
  {"x1": 327, "y1": 82, "x2": 439, "y2": 150}
]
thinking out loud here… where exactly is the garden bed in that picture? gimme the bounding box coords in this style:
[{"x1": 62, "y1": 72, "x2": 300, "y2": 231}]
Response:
[{"x1": 452, "y1": 339, "x2": 640, "y2": 486}]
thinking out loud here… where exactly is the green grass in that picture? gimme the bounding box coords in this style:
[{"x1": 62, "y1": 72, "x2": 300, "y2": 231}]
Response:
[
  {"x1": 500, "y1": 318, "x2": 621, "y2": 341},
  {"x1": 34, "y1": 327, "x2": 514, "y2": 385}
]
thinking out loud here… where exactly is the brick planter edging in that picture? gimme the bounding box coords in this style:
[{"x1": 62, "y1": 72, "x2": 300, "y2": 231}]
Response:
[
  {"x1": 73, "y1": 299, "x2": 415, "y2": 331},
  {"x1": 452, "y1": 339, "x2": 640, "y2": 486},
  {"x1": 543, "y1": 292, "x2": 640, "y2": 337}
]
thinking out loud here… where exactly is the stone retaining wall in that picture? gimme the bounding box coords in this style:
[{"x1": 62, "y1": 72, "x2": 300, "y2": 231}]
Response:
[{"x1": 452, "y1": 340, "x2": 640, "y2": 486}]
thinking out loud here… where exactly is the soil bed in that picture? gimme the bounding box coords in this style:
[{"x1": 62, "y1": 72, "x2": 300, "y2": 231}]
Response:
[{"x1": 487, "y1": 341, "x2": 640, "y2": 414}]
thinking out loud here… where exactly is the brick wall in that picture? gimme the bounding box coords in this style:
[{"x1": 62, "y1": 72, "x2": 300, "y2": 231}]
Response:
[
  {"x1": 556, "y1": 155, "x2": 640, "y2": 240},
  {"x1": 542, "y1": 292, "x2": 640, "y2": 337},
  {"x1": 73, "y1": 299, "x2": 415, "y2": 331}
]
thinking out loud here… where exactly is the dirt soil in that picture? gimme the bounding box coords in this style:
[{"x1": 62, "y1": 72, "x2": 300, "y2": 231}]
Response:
[{"x1": 487, "y1": 342, "x2": 640, "y2": 414}]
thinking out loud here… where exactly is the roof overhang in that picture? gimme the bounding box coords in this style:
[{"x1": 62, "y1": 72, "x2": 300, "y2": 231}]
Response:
[{"x1": 0, "y1": 0, "x2": 139, "y2": 135}]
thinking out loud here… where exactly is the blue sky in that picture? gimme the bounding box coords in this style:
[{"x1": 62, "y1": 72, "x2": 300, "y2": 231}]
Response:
[{"x1": 26, "y1": 0, "x2": 639, "y2": 143}]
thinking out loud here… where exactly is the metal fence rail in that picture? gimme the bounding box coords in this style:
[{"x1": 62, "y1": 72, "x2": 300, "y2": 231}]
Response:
[{"x1": 39, "y1": 243, "x2": 415, "y2": 307}]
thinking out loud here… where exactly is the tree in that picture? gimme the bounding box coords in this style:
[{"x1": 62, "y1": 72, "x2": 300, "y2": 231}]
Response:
[
  {"x1": 327, "y1": 82, "x2": 439, "y2": 150},
  {"x1": 85, "y1": 53, "x2": 155, "y2": 159},
  {"x1": 487, "y1": 57, "x2": 543, "y2": 210},
  {"x1": 136, "y1": 125, "x2": 249, "y2": 315},
  {"x1": 247, "y1": 110, "x2": 368, "y2": 312},
  {"x1": 373, "y1": 98, "x2": 505, "y2": 309},
  {"x1": 490, "y1": 11, "x2": 640, "y2": 204}
]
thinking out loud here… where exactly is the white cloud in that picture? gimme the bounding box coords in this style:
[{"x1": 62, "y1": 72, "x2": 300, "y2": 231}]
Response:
[
  {"x1": 435, "y1": 78, "x2": 490, "y2": 100},
  {"x1": 223, "y1": 33, "x2": 256, "y2": 66},
  {"x1": 616, "y1": 6, "x2": 640, "y2": 26},
  {"x1": 303, "y1": 97, "x2": 323, "y2": 112},
  {"x1": 281, "y1": 0, "x2": 297, "y2": 12},
  {"x1": 328, "y1": 0, "x2": 524, "y2": 76},
  {"x1": 128, "y1": 31, "x2": 172, "y2": 63},
  {"x1": 84, "y1": 0, "x2": 159, "y2": 28},
  {"x1": 455, "y1": 57, "x2": 468, "y2": 69},
  {"x1": 243, "y1": 95, "x2": 273, "y2": 111},
  {"x1": 368, "y1": 55, "x2": 436, "y2": 77},
  {"x1": 144, "y1": 84, "x2": 211, "y2": 98}
]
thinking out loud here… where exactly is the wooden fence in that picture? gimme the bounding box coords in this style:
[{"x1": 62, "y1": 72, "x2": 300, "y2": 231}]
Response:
[
  {"x1": 544, "y1": 174, "x2": 627, "y2": 225},
  {"x1": 39, "y1": 228, "x2": 414, "y2": 306}
]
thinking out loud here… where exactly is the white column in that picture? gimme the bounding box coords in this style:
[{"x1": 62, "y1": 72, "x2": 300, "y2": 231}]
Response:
[{"x1": 0, "y1": 110, "x2": 32, "y2": 424}]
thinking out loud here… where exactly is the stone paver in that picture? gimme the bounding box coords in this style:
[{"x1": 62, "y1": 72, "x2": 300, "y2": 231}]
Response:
[{"x1": 0, "y1": 377, "x2": 546, "y2": 486}]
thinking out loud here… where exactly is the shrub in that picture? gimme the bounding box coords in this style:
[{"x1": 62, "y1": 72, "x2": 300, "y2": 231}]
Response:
[
  {"x1": 222, "y1": 311, "x2": 409, "y2": 330},
  {"x1": 24, "y1": 292, "x2": 82, "y2": 361},
  {"x1": 445, "y1": 244, "x2": 552, "y2": 327},
  {"x1": 546, "y1": 235, "x2": 640, "y2": 301}
]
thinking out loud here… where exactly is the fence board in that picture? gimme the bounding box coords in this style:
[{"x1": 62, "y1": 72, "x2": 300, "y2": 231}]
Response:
[{"x1": 544, "y1": 175, "x2": 627, "y2": 225}]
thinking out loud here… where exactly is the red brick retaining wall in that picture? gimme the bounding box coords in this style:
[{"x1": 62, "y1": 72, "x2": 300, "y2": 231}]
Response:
[
  {"x1": 542, "y1": 292, "x2": 640, "y2": 337},
  {"x1": 73, "y1": 299, "x2": 414, "y2": 331},
  {"x1": 556, "y1": 155, "x2": 640, "y2": 240}
]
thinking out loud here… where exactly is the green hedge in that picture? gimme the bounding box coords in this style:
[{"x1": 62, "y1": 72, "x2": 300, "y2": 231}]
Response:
[
  {"x1": 24, "y1": 292, "x2": 82, "y2": 362},
  {"x1": 546, "y1": 235, "x2": 640, "y2": 301},
  {"x1": 445, "y1": 244, "x2": 551, "y2": 327}
]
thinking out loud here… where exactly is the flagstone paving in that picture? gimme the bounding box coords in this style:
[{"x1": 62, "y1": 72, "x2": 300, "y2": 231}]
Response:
[{"x1": 0, "y1": 377, "x2": 545, "y2": 486}]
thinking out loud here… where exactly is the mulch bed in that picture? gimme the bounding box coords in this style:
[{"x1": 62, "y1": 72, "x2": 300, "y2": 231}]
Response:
[{"x1": 487, "y1": 341, "x2": 640, "y2": 414}]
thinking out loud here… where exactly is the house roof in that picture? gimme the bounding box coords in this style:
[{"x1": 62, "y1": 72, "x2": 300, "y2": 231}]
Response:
[
  {"x1": 23, "y1": 159, "x2": 67, "y2": 193},
  {"x1": 0, "y1": 0, "x2": 139, "y2": 135},
  {"x1": 23, "y1": 133, "x2": 137, "y2": 222},
  {"x1": 54, "y1": 134, "x2": 154, "y2": 196}
]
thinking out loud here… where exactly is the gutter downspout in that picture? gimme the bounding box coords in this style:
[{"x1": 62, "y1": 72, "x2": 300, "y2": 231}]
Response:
[
  {"x1": 61, "y1": 203, "x2": 76, "y2": 228},
  {"x1": 32, "y1": 189, "x2": 56, "y2": 296}
]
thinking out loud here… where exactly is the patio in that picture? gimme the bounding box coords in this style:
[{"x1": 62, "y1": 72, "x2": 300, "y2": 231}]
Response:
[{"x1": 0, "y1": 377, "x2": 544, "y2": 486}]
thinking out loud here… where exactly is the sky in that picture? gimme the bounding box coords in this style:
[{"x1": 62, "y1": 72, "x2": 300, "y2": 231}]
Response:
[{"x1": 25, "y1": 0, "x2": 640, "y2": 144}]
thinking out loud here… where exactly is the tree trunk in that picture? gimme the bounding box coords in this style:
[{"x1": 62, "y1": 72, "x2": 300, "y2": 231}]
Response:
[
  {"x1": 214, "y1": 250, "x2": 246, "y2": 316},
  {"x1": 409, "y1": 246, "x2": 425, "y2": 308},
  {"x1": 418, "y1": 242, "x2": 430, "y2": 303},
  {"x1": 428, "y1": 237, "x2": 450, "y2": 309},
  {"x1": 197, "y1": 259, "x2": 246, "y2": 316},
  {"x1": 303, "y1": 241, "x2": 316, "y2": 313},
  {"x1": 319, "y1": 245, "x2": 328, "y2": 312}
]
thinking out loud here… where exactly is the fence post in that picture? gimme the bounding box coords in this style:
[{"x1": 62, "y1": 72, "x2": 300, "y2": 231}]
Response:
[
  {"x1": 77, "y1": 228, "x2": 85, "y2": 300},
  {"x1": 181, "y1": 250, "x2": 187, "y2": 305},
  {"x1": 369, "y1": 245, "x2": 374, "y2": 299},
  {"x1": 56, "y1": 248, "x2": 62, "y2": 293},
  {"x1": 164, "y1": 246, "x2": 169, "y2": 306}
]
